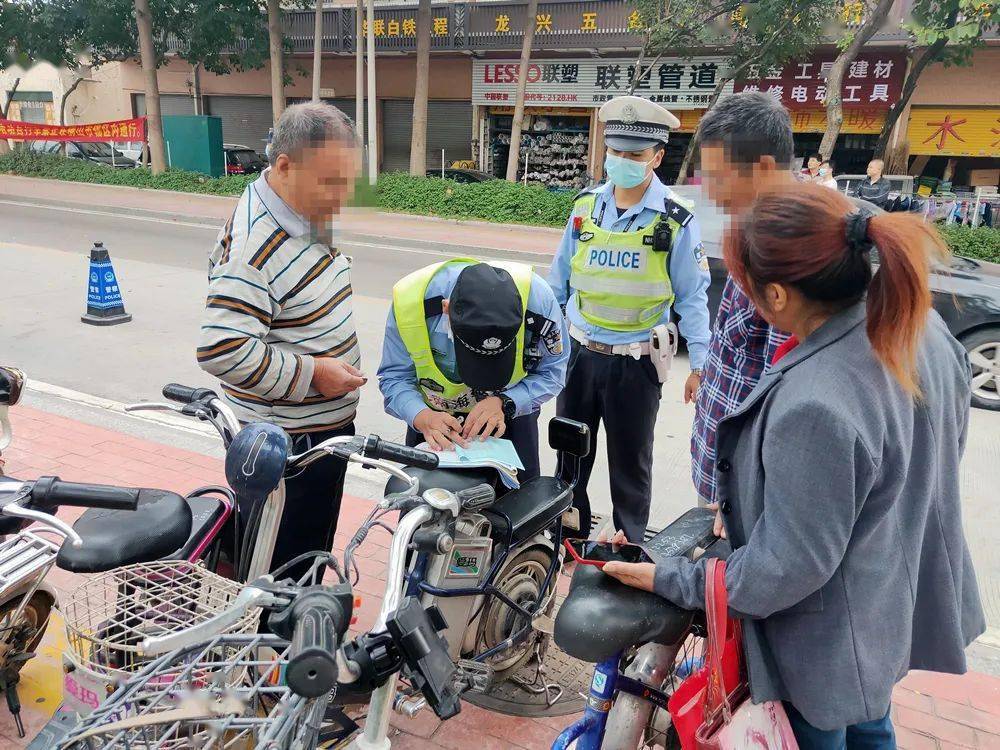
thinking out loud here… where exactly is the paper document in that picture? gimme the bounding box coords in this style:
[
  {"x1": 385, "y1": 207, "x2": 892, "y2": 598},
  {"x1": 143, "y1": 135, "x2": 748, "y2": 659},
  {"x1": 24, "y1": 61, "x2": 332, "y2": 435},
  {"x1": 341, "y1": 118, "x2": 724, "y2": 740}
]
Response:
[{"x1": 415, "y1": 437, "x2": 523, "y2": 489}]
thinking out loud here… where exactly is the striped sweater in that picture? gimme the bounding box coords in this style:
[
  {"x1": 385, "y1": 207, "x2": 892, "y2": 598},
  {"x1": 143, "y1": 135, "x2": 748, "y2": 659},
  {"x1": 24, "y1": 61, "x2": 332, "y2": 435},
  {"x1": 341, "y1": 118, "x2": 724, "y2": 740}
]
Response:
[{"x1": 198, "y1": 174, "x2": 360, "y2": 433}]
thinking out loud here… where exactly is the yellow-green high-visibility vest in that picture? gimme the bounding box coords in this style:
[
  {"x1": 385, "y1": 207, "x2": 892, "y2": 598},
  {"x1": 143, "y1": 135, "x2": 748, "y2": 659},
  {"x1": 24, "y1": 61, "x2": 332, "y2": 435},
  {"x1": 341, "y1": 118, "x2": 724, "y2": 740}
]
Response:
[
  {"x1": 568, "y1": 192, "x2": 691, "y2": 331},
  {"x1": 392, "y1": 258, "x2": 534, "y2": 414}
]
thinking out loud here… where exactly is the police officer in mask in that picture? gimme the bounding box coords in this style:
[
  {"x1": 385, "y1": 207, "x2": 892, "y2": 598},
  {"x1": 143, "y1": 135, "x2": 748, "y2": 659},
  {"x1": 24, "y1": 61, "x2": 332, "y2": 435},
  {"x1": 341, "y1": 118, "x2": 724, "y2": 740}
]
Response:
[{"x1": 548, "y1": 96, "x2": 711, "y2": 542}]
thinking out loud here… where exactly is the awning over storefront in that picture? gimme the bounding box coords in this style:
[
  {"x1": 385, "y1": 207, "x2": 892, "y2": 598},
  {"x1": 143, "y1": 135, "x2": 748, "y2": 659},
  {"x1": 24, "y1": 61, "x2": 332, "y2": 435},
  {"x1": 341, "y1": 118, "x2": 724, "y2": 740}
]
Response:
[{"x1": 907, "y1": 107, "x2": 1000, "y2": 157}]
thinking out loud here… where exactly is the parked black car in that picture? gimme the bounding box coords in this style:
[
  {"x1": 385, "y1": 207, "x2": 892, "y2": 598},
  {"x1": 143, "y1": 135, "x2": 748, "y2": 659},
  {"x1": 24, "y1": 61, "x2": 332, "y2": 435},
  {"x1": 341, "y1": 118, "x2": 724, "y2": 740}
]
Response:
[
  {"x1": 28, "y1": 140, "x2": 137, "y2": 168},
  {"x1": 425, "y1": 168, "x2": 495, "y2": 184},
  {"x1": 224, "y1": 144, "x2": 267, "y2": 176},
  {"x1": 675, "y1": 187, "x2": 1000, "y2": 411}
]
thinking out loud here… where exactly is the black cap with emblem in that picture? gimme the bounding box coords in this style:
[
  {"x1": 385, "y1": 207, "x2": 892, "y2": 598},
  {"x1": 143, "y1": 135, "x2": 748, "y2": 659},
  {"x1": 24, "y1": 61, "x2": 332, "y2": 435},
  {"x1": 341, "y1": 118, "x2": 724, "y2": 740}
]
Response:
[{"x1": 449, "y1": 263, "x2": 523, "y2": 391}]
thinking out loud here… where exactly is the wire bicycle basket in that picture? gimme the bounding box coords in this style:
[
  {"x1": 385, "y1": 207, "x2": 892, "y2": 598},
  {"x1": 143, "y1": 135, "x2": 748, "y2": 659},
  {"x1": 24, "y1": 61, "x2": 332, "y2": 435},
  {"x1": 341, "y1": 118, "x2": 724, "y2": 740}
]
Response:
[
  {"x1": 58, "y1": 633, "x2": 328, "y2": 750},
  {"x1": 62, "y1": 561, "x2": 261, "y2": 685}
]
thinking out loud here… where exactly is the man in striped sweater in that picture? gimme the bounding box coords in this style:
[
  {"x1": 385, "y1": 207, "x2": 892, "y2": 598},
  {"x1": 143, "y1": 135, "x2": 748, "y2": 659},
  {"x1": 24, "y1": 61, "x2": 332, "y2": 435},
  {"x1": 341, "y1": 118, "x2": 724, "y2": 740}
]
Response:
[{"x1": 198, "y1": 103, "x2": 364, "y2": 580}]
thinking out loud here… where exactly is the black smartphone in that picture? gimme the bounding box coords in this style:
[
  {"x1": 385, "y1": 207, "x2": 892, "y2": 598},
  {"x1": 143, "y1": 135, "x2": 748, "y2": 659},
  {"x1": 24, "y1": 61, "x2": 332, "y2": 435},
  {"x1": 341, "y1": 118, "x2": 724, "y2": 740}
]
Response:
[{"x1": 564, "y1": 539, "x2": 651, "y2": 568}]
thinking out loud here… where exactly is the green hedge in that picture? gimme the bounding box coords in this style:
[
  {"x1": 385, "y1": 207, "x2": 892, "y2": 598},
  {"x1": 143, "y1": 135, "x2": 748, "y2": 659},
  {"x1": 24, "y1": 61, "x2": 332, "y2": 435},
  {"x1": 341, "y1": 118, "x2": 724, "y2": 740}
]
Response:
[
  {"x1": 0, "y1": 150, "x2": 256, "y2": 195},
  {"x1": 937, "y1": 223, "x2": 1000, "y2": 265},
  {"x1": 374, "y1": 172, "x2": 575, "y2": 227}
]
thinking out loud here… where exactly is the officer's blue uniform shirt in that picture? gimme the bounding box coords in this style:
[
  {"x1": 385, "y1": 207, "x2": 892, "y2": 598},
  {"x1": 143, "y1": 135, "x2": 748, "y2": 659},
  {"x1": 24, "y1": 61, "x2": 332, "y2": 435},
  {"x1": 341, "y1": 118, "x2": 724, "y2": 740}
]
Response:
[
  {"x1": 547, "y1": 177, "x2": 712, "y2": 370},
  {"x1": 379, "y1": 262, "x2": 569, "y2": 428}
]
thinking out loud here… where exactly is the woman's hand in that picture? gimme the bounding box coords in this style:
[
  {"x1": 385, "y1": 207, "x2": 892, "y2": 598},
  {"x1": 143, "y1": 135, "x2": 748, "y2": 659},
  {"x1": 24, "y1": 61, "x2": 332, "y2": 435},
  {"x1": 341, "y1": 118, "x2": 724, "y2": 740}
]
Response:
[
  {"x1": 602, "y1": 561, "x2": 656, "y2": 592},
  {"x1": 707, "y1": 502, "x2": 727, "y2": 540}
]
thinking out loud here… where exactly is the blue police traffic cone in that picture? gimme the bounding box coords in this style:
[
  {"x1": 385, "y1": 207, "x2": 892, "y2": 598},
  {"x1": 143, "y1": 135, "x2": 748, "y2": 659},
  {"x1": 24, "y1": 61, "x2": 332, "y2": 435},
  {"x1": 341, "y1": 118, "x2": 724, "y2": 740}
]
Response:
[{"x1": 81, "y1": 242, "x2": 132, "y2": 326}]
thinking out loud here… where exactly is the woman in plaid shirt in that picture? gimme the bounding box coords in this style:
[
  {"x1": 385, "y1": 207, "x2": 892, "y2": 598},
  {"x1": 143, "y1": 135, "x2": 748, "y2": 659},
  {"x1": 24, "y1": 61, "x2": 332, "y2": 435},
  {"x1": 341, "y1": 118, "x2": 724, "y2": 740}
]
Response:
[{"x1": 690, "y1": 93, "x2": 794, "y2": 505}]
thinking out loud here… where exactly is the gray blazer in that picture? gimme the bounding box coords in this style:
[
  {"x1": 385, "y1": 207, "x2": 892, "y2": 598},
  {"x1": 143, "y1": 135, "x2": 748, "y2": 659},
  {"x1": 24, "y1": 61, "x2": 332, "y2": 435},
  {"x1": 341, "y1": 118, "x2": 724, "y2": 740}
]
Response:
[{"x1": 656, "y1": 302, "x2": 985, "y2": 730}]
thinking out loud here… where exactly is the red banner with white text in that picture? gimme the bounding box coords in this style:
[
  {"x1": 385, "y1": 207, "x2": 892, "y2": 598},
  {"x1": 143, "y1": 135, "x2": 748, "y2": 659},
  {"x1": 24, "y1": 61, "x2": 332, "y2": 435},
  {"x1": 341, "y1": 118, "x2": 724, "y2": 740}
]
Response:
[{"x1": 0, "y1": 117, "x2": 146, "y2": 142}]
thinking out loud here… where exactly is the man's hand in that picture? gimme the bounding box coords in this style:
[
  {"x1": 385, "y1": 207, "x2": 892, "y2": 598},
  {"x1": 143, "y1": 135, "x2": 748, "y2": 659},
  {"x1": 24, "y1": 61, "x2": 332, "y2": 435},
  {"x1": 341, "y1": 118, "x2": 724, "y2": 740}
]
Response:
[
  {"x1": 683, "y1": 371, "x2": 701, "y2": 404},
  {"x1": 413, "y1": 409, "x2": 469, "y2": 451},
  {"x1": 602, "y1": 561, "x2": 656, "y2": 592},
  {"x1": 461, "y1": 396, "x2": 506, "y2": 440},
  {"x1": 312, "y1": 357, "x2": 367, "y2": 398}
]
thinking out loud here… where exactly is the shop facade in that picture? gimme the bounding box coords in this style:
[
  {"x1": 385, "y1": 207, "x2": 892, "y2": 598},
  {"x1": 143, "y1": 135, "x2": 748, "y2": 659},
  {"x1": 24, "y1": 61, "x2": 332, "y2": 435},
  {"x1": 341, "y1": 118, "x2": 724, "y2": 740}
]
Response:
[{"x1": 472, "y1": 56, "x2": 732, "y2": 187}]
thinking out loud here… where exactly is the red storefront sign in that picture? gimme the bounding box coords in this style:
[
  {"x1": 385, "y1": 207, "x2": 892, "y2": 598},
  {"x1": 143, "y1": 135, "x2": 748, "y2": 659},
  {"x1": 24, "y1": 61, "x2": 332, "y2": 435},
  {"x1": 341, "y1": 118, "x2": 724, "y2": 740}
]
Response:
[
  {"x1": 734, "y1": 51, "x2": 905, "y2": 109},
  {"x1": 0, "y1": 117, "x2": 146, "y2": 142}
]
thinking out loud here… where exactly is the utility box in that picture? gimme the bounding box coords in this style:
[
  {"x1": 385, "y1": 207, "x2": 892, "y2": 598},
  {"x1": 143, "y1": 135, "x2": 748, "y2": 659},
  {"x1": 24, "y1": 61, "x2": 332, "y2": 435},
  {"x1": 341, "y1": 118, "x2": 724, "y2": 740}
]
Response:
[{"x1": 161, "y1": 115, "x2": 224, "y2": 177}]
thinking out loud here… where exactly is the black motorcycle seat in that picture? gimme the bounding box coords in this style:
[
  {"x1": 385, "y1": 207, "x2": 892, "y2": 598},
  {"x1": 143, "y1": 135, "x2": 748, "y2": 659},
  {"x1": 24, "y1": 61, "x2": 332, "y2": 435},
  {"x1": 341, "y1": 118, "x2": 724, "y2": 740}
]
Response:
[
  {"x1": 385, "y1": 466, "x2": 499, "y2": 496},
  {"x1": 56, "y1": 489, "x2": 193, "y2": 573},
  {"x1": 484, "y1": 477, "x2": 572, "y2": 544},
  {"x1": 554, "y1": 563, "x2": 693, "y2": 663}
]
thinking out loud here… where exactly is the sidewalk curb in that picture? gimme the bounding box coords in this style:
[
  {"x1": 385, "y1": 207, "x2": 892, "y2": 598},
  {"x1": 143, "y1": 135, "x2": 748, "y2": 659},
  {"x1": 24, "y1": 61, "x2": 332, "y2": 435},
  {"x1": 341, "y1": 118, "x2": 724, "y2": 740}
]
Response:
[{"x1": 24, "y1": 380, "x2": 382, "y2": 491}]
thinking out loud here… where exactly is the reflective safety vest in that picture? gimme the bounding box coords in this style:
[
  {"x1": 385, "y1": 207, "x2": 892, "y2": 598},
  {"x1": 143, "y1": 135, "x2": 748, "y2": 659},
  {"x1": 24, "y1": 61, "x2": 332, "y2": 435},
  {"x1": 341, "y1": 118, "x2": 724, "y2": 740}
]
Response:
[
  {"x1": 392, "y1": 258, "x2": 534, "y2": 414},
  {"x1": 568, "y1": 192, "x2": 691, "y2": 331}
]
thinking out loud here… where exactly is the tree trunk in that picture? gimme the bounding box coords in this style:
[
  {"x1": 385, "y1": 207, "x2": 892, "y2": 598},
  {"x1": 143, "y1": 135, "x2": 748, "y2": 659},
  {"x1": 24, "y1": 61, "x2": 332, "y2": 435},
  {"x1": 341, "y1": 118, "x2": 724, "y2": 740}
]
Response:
[
  {"x1": 267, "y1": 0, "x2": 286, "y2": 123},
  {"x1": 59, "y1": 75, "x2": 86, "y2": 158},
  {"x1": 818, "y1": 0, "x2": 895, "y2": 159},
  {"x1": 354, "y1": 0, "x2": 364, "y2": 149},
  {"x1": 311, "y1": 0, "x2": 324, "y2": 101},
  {"x1": 134, "y1": 0, "x2": 167, "y2": 174},
  {"x1": 409, "y1": 0, "x2": 432, "y2": 175},
  {"x1": 675, "y1": 77, "x2": 728, "y2": 185},
  {"x1": 0, "y1": 77, "x2": 21, "y2": 155},
  {"x1": 505, "y1": 0, "x2": 538, "y2": 182},
  {"x1": 874, "y1": 39, "x2": 947, "y2": 159}
]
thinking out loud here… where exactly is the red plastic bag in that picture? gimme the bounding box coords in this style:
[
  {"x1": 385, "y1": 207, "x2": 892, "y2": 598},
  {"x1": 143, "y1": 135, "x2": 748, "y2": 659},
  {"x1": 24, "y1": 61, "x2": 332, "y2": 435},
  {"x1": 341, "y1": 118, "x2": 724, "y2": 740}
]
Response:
[{"x1": 667, "y1": 559, "x2": 741, "y2": 750}]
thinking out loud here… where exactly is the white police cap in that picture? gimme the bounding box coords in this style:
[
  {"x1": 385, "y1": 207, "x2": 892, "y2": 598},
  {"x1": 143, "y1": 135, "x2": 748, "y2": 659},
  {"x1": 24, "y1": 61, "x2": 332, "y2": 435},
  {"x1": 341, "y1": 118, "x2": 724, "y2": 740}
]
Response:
[{"x1": 599, "y1": 95, "x2": 680, "y2": 151}]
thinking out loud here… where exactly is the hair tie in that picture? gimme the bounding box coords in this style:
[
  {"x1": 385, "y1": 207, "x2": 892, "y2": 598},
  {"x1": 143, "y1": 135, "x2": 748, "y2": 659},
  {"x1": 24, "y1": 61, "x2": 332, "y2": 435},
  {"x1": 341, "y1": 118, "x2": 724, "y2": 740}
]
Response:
[{"x1": 845, "y1": 209, "x2": 873, "y2": 255}]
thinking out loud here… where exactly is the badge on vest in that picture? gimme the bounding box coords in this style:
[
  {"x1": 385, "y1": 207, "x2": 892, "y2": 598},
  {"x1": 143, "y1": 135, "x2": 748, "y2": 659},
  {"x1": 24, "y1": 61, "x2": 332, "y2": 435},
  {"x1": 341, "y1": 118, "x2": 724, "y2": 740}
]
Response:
[
  {"x1": 419, "y1": 377, "x2": 445, "y2": 393},
  {"x1": 584, "y1": 247, "x2": 648, "y2": 274},
  {"x1": 579, "y1": 231, "x2": 595, "y2": 242}
]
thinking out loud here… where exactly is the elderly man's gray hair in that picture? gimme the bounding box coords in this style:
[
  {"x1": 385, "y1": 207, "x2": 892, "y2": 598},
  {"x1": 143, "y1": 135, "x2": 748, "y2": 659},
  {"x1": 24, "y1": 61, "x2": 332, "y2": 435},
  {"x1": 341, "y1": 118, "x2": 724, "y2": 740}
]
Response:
[{"x1": 267, "y1": 102, "x2": 356, "y2": 165}]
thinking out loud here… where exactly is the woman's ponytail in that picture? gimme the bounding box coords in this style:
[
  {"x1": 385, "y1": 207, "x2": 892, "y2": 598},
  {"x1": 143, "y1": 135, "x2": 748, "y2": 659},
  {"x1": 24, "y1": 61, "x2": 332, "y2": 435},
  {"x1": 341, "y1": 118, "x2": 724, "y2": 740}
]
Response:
[{"x1": 864, "y1": 212, "x2": 948, "y2": 396}]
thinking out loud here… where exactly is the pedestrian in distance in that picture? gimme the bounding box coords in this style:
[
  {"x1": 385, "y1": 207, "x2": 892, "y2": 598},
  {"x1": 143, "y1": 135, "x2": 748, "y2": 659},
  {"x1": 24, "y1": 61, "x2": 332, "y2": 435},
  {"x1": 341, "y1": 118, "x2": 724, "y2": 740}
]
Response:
[
  {"x1": 857, "y1": 158, "x2": 892, "y2": 208},
  {"x1": 817, "y1": 160, "x2": 839, "y2": 190}
]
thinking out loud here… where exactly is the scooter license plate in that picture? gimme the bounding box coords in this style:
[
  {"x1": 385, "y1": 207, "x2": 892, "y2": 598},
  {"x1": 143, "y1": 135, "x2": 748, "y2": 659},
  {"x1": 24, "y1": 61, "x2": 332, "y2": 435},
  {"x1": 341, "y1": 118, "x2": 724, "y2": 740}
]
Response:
[{"x1": 62, "y1": 669, "x2": 108, "y2": 716}]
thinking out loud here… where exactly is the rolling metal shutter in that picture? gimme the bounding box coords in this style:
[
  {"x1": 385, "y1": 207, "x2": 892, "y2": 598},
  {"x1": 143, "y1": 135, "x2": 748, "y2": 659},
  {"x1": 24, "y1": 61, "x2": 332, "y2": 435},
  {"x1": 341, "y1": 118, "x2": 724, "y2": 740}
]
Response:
[
  {"x1": 381, "y1": 100, "x2": 472, "y2": 173},
  {"x1": 133, "y1": 93, "x2": 196, "y2": 117},
  {"x1": 205, "y1": 96, "x2": 274, "y2": 152}
]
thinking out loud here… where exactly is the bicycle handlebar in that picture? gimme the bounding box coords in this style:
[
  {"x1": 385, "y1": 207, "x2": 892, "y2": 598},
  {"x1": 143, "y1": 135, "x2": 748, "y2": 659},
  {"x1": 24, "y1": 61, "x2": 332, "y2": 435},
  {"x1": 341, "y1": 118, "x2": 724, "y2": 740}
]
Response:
[
  {"x1": 363, "y1": 436, "x2": 438, "y2": 471},
  {"x1": 284, "y1": 587, "x2": 353, "y2": 698},
  {"x1": 29, "y1": 476, "x2": 141, "y2": 511},
  {"x1": 162, "y1": 383, "x2": 218, "y2": 405}
]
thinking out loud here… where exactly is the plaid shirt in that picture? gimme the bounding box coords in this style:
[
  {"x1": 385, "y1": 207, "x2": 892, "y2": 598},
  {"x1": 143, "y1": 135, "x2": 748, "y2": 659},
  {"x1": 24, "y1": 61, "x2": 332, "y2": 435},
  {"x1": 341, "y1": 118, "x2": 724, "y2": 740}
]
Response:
[{"x1": 691, "y1": 277, "x2": 789, "y2": 504}]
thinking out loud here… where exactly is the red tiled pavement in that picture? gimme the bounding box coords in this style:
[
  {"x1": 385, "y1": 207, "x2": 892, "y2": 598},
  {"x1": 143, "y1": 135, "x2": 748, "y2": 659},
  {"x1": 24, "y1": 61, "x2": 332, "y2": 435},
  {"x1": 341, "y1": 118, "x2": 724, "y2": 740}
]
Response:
[{"x1": 2, "y1": 404, "x2": 1000, "y2": 749}]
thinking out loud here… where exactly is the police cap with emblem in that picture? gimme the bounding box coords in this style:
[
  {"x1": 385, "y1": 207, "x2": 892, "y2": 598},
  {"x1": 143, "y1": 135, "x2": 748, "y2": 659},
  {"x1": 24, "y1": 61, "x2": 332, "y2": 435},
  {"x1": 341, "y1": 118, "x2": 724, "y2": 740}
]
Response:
[
  {"x1": 600, "y1": 95, "x2": 680, "y2": 152},
  {"x1": 449, "y1": 263, "x2": 523, "y2": 391}
]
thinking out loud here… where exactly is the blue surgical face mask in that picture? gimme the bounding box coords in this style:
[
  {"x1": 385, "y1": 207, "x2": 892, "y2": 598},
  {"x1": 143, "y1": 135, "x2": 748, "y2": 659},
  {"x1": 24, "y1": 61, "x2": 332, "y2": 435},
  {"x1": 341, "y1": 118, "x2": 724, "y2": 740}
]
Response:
[{"x1": 605, "y1": 153, "x2": 653, "y2": 189}]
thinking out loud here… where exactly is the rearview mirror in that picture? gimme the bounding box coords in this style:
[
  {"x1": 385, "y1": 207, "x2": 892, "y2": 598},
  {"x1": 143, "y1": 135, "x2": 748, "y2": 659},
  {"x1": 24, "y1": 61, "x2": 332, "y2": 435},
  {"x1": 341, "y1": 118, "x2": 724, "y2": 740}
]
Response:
[{"x1": 548, "y1": 417, "x2": 590, "y2": 459}]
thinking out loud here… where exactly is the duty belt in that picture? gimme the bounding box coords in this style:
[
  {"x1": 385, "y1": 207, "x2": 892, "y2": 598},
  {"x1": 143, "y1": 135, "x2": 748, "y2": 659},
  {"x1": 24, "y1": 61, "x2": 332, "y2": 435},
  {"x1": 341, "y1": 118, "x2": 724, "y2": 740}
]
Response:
[{"x1": 569, "y1": 325, "x2": 651, "y2": 358}]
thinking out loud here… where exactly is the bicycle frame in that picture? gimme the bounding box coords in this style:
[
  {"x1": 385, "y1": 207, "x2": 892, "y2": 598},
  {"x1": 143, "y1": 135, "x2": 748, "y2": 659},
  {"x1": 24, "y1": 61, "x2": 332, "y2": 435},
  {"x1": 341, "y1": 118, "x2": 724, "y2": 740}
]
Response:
[{"x1": 552, "y1": 651, "x2": 673, "y2": 750}]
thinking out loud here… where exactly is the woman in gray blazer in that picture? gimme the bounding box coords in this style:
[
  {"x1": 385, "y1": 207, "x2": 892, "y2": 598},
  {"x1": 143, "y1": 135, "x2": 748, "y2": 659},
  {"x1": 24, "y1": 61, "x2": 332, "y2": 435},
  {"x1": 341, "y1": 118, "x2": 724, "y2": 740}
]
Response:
[{"x1": 604, "y1": 182, "x2": 985, "y2": 748}]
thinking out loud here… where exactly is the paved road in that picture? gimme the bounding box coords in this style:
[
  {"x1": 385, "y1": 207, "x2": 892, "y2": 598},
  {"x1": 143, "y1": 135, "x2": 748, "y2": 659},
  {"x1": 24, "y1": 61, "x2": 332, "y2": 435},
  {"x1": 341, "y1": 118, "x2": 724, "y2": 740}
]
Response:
[{"x1": 2, "y1": 192, "x2": 999, "y2": 637}]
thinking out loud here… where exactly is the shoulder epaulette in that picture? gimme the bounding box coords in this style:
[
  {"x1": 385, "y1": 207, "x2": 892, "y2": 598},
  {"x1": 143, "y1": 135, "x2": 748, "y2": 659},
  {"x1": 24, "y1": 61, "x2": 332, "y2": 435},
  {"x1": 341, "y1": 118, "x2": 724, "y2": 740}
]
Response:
[{"x1": 663, "y1": 198, "x2": 693, "y2": 228}]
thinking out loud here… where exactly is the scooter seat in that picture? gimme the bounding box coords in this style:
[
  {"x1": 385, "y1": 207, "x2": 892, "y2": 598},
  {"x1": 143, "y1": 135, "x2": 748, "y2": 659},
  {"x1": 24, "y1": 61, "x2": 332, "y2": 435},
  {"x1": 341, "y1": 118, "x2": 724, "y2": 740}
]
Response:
[
  {"x1": 484, "y1": 477, "x2": 572, "y2": 545},
  {"x1": 56, "y1": 490, "x2": 193, "y2": 573},
  {"x1": 385, "y1": 466, "x2": 500, "y2": 496},
  {"x1": 554, "y1": 563, "x2": 693, "y2": 663}
]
